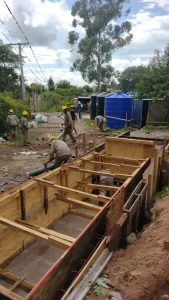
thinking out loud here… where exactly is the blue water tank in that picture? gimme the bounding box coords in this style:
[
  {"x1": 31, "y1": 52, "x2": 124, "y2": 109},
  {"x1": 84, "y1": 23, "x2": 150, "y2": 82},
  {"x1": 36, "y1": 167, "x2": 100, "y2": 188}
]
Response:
[{"x1": 105, "y1": 92, "x2": 132, "y2": 129}]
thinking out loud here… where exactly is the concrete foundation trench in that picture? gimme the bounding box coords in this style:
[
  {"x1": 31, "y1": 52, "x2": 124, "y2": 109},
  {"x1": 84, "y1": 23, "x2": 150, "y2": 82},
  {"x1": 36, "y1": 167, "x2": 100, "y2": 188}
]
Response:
[{"x1": 0, "y1": 136, "x2": 164, "y2": 300}]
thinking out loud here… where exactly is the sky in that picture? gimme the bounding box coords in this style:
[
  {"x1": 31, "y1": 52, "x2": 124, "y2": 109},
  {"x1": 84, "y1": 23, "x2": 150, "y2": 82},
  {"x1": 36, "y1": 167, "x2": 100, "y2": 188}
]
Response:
[{"x1": 0, "y1": 0, "x2": 169, "y2": 86}]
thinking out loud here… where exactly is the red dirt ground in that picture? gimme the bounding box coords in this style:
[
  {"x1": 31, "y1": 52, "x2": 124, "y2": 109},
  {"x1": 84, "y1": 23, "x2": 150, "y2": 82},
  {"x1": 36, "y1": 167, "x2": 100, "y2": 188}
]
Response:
[{"x1": 88, "y1": 196, "x2": 169, "y2": 300}]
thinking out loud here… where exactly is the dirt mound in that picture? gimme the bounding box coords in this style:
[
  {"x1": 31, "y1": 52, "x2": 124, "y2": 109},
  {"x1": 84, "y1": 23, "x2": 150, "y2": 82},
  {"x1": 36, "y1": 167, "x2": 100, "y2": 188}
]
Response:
[{"x1": 88, "y1": 197, "x2": 169, "y2": 300}]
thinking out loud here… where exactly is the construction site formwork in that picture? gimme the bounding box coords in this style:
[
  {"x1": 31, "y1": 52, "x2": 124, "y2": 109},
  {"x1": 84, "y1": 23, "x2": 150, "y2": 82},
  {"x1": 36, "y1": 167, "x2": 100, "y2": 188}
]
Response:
[{"x1": 0, "y1": 137, "x2": 163, "y2": 300}]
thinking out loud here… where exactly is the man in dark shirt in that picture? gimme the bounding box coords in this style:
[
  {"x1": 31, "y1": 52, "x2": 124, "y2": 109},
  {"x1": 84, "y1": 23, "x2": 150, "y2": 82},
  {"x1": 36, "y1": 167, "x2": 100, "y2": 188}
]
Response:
[{"x1": 70, "y1": 105, "x2": 78, "y2": 134}]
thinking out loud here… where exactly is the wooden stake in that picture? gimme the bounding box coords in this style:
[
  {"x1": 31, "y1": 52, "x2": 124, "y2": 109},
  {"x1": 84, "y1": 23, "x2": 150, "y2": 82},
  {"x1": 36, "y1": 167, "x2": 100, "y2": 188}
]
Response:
[
  {"x1": 93, "y1": 120, "x2": 97, "y2": 148},
  {"x1": 44, "y1": 186, "x2": 48, "y2": 215},
  {"x1": 69, "y1": 209, "x2": 96, "y2": 219},
  {"x1": 83, "y1": 132, "x2": 87, "y2": 153},
  {"x1": 20, "y1": 190, "x2": 26, "y2": 220},
  {"x1": 125, "y1": 112, "x2": 128, "y2": 128}
]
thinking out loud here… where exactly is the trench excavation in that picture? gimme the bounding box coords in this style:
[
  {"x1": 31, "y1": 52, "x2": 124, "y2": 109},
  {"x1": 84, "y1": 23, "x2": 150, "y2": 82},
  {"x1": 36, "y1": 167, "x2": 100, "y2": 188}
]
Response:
[{"x1": 0, "y1": 136, "x2": 164, "y2": 300}]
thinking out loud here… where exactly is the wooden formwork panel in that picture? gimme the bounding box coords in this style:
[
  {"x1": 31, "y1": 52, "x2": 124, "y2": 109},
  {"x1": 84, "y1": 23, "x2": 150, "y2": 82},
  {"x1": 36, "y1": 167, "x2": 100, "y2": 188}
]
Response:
[
  {"x1": 0, "y1": 137, "x2": 159, "y2": 300},
  {"x1": 105, "y1": 137, "x2": 156, "y2": 159}
]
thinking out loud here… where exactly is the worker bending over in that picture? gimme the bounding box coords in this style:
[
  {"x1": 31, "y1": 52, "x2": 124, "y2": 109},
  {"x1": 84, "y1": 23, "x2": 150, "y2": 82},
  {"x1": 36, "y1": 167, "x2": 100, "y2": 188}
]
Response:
[
  {"x1": 6, "y1": 109, "x2": 20, "y2": 138},
  {"x1": 48, "y1": 136, "x2": 71, "y2": 168},
  {"x1": 62, "y1": 106, "x2": 76, "y2": 143},
  {"x1": 95, "y1": 115, "x2": 106, "y2": 131},
  {"x1": 20, "y1": 111, "x2": 30, "y2": 146},
  {"x1": 93, "y1": 169, "x2": 114, "y2": 205},
  {"x1": 70, "y1": 105, "x2": 78, "y2": 134}
]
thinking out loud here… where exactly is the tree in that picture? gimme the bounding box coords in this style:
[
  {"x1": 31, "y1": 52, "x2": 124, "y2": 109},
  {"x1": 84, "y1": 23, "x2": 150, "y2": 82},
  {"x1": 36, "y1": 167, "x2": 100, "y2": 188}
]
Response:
[
  {"x1": 69, "y1": 0, "x2": 132, "y2": 91},
  {"x1": 48, "y1": 77, "x2": 55, "y2": 91},
  {"x1": 119, "y1": 66, "x2": 147, "y2": 92},
  {"x1": 0, "y1": 41, "x2": 20, "y2": 92},
  {"x1": 137, "y1": 45, "x2": 169, "y2": 100},
  {"x1": 56, "y1": 80, "x2": 71, "y2": 89}
]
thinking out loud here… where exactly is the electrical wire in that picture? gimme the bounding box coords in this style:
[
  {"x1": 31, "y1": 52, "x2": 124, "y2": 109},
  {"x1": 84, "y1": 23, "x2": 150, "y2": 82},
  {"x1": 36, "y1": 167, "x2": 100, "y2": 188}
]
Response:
[
  {"x1": 0, "y1": 18, "x2": 47, "y2": 82},
  {"x1": 4, "y1": 0, "x2": 48, "y2": 81}
]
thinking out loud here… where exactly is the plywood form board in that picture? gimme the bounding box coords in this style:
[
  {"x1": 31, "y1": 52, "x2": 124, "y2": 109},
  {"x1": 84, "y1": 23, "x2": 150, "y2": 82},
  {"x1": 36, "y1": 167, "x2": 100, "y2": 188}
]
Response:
[
  {"x1": 25, "y1": 207, "x2": 109, "y2": 300},
  {"x1": 106, "y1": 188, "x2": 125, "y2": 245},
  {"x1": 81, "y1": 159, "x2": 137, "y2": 175},
  {"x1": 105, "y1": 137, "x2": 156, "y2": 159},
  {"x1": 93, "y1": 154, "x2": 142, "y2": 166}
]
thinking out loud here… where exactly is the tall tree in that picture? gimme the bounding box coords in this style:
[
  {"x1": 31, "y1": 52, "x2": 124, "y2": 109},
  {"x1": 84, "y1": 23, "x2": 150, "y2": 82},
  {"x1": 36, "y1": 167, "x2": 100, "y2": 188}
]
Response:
[
  {"x1": 56, "y1": 80, "x2": 71, "y2": 89},
  {"x1": 119, "y1": 66, "x2": 147, "y2": 92},
  {"x1": 137, "y1": 45, "x2": 169, "y2": 100},
  {"x1": 48, "y1": 76, "x2": 55, "y2": 91},
  {"x1": 0, "y1": 41, "x2": 20, "y2": 92},
  {"x1": 69, "y1": 0, "x2": 132, "y2": 91}
]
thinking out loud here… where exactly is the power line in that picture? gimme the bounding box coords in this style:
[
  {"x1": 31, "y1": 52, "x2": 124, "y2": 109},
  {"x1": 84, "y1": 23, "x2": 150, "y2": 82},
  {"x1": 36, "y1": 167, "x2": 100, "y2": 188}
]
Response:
[
  {"x1": 0, "y1": 18, "x2": 47, "y2": 82},
  {"x1": 4, "y1": 0, "x2": 48, "y2": 81},
  {"x1": 0, "y1": 31, "x2": 19, "y2": 53}
]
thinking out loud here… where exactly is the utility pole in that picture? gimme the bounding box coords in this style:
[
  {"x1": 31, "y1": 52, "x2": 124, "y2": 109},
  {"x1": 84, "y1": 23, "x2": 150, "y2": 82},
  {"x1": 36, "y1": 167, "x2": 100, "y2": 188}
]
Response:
[{"x1": 7, "y1": 43, "x2": 29, "y2": 99}]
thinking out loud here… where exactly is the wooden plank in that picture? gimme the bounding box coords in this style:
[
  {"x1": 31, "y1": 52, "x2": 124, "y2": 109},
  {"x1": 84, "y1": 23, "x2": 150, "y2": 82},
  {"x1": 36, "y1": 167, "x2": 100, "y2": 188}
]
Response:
[
  {"x1": 106, "y1": 213, "x2": 127, "y2": 245},
  {"x1": 68, "y1": 167, "x2": 132, "y2": 180},
  {"x1": 20, "y1": 190, "x2": 26, "y2": 220},
  {"x1": 55, "y1": 196, "x2": 101, "y2": 212},
  {"x1": 69, "y1": 209, "x2": 96, "y2": 219},
  {"x1": 25, "y1": 206, "x2": 108, "y2": 300},
  {"x1": 0, "y1": 268, "x2": 34, "y2": 290},
  {"x1": 105, "y1": 137, "x2": 155, "y2": 146},
  {"x1": 77, "y1": 182, "x2": 119, "y2": 192},
  {"x1": 17, "y1": 220, "x2": 75, "y2": 243},
  {"x1": 35, "y1": 178, "x2": 109, "y2": 204},
  {"x1": 0, "y1": 284, "x2": 24, "y2": 300},
  {"x1": 10, "y1": 276, "x2": 25, "y2": 291},
  {"x1": 44, "y1": 186, "x2": 48, "y2": 215},
  {"x1": 93, "y1": 154, "x2": 144, "y2": 164},
  {"x1": 61, "y1": 236, "x2": 107, "y2": 300},
  {"x1": 81, "y1": 159, "x2": 137, "y2": 170},
  {"x1": 0, "y1": 217, "x2": 72, "y2": 250}
]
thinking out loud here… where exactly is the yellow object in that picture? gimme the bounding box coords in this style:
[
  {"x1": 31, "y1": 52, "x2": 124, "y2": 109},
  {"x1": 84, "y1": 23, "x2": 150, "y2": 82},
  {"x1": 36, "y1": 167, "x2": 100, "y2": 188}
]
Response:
[
  {"x1": 106, "y1": 169, "x2": 111, "y2": 172},
  {"x1": 9, "y1": 109, "x2": 13, "y2": 113},
  {"x1": 103, "y1": 118, "x2": 106, "y2": 123},
  {"x1": 0, "y1": 142, "x2": 2, "y2": 146},
  {"x1": 71, "y1": 105, "x2": 74, "y2": 108},
  {"x1": 48, "y1": 136, "x2": 57, "y2": 144},
  {"x1": 62, "y1": 106, "x2": 67, "y2": 111},
  {"x1": 22, "y1": 111, "x2": 28, "y2": 116}
]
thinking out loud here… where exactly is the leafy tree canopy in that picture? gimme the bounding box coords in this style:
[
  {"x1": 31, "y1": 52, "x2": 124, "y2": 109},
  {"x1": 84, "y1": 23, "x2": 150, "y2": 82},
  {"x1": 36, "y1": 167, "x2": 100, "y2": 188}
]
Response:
[
  {"x1": 56, "y1": 79, "x2": 71, "y2": 89},
  {"x1": 0, "y1": 40, "x2": 20, "y2": 92},
  {"x1": 137, "y1": 45, "x2": 169, "y2": 100},
  {"x1": 48, "y1": 76, "x2": 55, "y2": 91},
  {"x1": 119, "y1": 65, "x2": 147, "y2": 93},
  {"x1": 69, "y1": 0, "x2": 132, "y2": 91}
]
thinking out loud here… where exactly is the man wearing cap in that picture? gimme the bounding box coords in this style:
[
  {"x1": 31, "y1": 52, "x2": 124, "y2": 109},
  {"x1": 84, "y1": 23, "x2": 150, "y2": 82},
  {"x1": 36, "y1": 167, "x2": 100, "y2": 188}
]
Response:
[
  {"x1": 70, "y1": 105, "x2": 78, "y2": 134},
  {"x1": 62, "y1": 106, "x2": 76, "y2": 143},
  {"x1": 95, "y1": 115, "x2": 106, "y2": 131},
  {"x1": 6, "y1": 109, "x2": 20, "y2": 138},
  {"x1": 20, "y1": 111, "x2": 30, "y2": 146},
  {"x1": 48, "y1": 136, "x2": 71, "y2": 168}
]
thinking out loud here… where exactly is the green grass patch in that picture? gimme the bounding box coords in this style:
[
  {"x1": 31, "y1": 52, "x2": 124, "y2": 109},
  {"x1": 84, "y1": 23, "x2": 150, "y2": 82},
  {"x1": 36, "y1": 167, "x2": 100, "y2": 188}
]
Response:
[
  {"x1": 143, "y1": 125, "x2": 169, "y2": 132},
  {"x1": 152, "y1": 186, "x2": 169, "y2": 203}
]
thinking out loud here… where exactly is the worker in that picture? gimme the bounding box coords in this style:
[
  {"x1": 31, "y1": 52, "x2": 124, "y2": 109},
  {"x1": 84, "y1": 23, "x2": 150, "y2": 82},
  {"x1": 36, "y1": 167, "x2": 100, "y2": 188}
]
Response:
[
  {"x1": 48, "y1": 136, "x2": 71, "y2": 168},
  {"x1": 70, "y1": 105, "x2": 78, "y2": 134},
  {"x1": 92, "y1": 169, "x2": 114, "y2": 205},
  {"x1": 95, "y1": 115, "x2": 106, "y2": 131},
  {"x1": 20, "y1": 111, "x2": 30, "y2": 146},
  {"x1": 6, "y1": 109, "x2": 20, "y2": 138},
  {"x1": 77, "y1": 101, "x2": 83, "y2": 119},
  {"x1": 62, "y1": 106, "x2": 76, "y2": 143}
]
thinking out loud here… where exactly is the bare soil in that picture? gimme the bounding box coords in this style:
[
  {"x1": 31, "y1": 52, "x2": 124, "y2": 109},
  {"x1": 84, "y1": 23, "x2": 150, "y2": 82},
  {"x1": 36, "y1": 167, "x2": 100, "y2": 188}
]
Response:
[
  {"x1": 131, "y1": 128, "x2": 169, "y2": 139},
  {"x1": 0, "y1": 113, "x2": 102, "y2": 194},
  {"x1": 88, "y1": 196, "x2": 169, "y2": 300}
]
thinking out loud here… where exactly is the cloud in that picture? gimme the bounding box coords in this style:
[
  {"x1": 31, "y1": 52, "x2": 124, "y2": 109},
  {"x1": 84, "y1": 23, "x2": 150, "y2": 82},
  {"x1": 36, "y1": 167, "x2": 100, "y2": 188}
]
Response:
[
  {"x1": 141, "y1": 0, "x2": 169, "y2": 9},
  {"x1": 144, "y1": 3, "x2": 156, "y2": 9},
  {"x1": 0, "y1": 0, "x2": 169, "y2": 86},
  {"x1": 111, "y1": 58, "x2": 149, "y2": 72}
]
